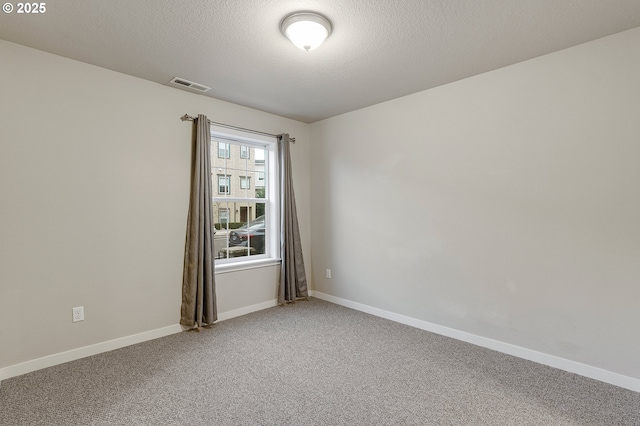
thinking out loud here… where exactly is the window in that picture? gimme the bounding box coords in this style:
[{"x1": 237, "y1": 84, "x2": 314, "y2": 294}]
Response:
[
  {"x1": 218, "y1": 175, "x2": 230, "y2": 194},
  {"x1": 211, "y1": 127, "x2": 277, "y2": 267},
  {"x1": 240, "y1": 176, "x2": 250, "y2": 189},
  {"x1": 218, "y1": 208, "x2": 230, "y2": 224},
  {"x1": 218, "y1": 142, "x2": 230, "y2": 158},
  {"x1": 240, "y1": 145, "x2": 250, "y2": 159}
]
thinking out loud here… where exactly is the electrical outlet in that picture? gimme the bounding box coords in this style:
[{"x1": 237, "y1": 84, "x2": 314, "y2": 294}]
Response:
[
  {"x1": 72, "y1": 306, "x2": 84, "y2": 322},
  {"x1": 326, "y1": 269, "x2": 332, "y2": 279}
]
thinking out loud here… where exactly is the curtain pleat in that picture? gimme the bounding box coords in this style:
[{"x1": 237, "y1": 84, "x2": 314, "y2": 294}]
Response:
[
  {"x1": 278, "y1": 134, "x2": 308, "y2": 304},
  {"x1": 180, "y1": 114, "x2": 217, "y2": 327}
]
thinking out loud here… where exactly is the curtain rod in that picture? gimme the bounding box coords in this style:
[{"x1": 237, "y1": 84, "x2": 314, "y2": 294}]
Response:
[{"x1": 180, "y1": 114, "x2": 295, "y2": 143}]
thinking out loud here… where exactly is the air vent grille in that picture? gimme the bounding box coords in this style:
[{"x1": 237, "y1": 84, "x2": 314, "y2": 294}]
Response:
[
  {"x1": 169, "y1": 77, "x2": 211, "y2": 92},
  {"x1": 189, "y1": 84, "x2": 209, "y2": 92}
]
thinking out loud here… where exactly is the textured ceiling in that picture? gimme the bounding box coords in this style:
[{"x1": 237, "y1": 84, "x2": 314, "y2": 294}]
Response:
[{"x1": 2, "y1": 0, "x2": 640, "y2": 123}]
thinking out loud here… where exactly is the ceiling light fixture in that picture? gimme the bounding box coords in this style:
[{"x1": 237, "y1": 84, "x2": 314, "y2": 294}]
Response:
[{"x1": 280, "y1": 12, "x2": 332, "y2": 51}]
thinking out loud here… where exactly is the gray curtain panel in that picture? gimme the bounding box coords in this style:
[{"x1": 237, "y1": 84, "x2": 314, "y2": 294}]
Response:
[
  {"x1": 180, "y1": 114, "x2": 217, "y2": 327},
  {"x1": 278, "y1": 134, "x2": 309, "y2": 304}
]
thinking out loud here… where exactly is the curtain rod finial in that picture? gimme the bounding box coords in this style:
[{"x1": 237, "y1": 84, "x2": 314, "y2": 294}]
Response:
[{"x1": 180, "y1": 114, "x2": 193, "y2": 122}]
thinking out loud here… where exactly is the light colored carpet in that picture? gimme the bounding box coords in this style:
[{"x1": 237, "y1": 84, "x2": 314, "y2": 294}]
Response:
[{"x1": 1, "y1": 297, "x2": 638, "y2": 425}]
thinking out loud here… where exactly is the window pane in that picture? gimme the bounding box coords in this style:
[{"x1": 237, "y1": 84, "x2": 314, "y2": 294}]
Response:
[
  {"x1": 219, "y1": 208, "x2": 229, "y2": 224},
  {"x1": 218, "y1": 142, "x2": 230, "y2": 158},
  {"x1": 253, "y1": 171, "x2": 265, "y2": 198},
  {"x1": 214, "y1": 201, "x2": 231, "y2": 260},
  {"x1": 255, "y1": 201, "x2": 266, "y2": 220},
  {"x1": 253, "y1": 149, "x2": 266, "y2": 200},
  {"x1": 254, "y1": 148, "x2": 265, "y2": 162},
  {"x1": 210, "y1": 131, "x2": 272, "y2": 264},
  {"x1": 240, "y1": 145, "x2": 250, "y2": 159},
  {"x1": 223, "y1": 202, "x2": 266, "y2": 258},
  {"x1": 218, "y1": 175, "x2": 230, "y2": 194},
  {"x1": 240, "y1": 176, "x2": 250, "y2": 189}
]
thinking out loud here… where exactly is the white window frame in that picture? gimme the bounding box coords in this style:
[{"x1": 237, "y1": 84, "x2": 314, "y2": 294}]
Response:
[{"x1": 211, "y1": 125, "x2": 279, "y2": 273}]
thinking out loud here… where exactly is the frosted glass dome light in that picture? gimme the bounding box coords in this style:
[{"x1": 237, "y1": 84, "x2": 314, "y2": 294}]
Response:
[{"x1": 280, "y1": 12, "x2": 332, "y2": 51}]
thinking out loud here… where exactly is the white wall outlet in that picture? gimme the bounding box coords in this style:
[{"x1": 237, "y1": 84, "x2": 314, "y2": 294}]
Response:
[
  {"x1": 326, "y1": 269, "x2": 332, "y2": 279},
  {"x1": 72, "y1": 306, "x2": 84, "y2": 322}
]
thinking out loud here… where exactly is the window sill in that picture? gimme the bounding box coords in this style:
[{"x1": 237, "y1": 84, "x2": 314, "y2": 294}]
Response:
[{"x1": 214, "y1": 258, "x2": 281, "y2": 274}]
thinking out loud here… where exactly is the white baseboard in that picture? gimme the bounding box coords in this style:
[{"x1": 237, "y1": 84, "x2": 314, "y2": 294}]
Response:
[
  {"x1": 0, "y1": 324, "x2": 183, "y2": 382},
  {"x1": 0, "y1": 299, "x2": 278, "y2": 383},
  {"x1": 310, "y1": 290, "x2": 640, "y2": 393}
]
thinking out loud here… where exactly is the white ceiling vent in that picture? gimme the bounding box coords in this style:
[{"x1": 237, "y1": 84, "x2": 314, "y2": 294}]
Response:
[{"x1": 169, "y1": 77, "x2": 211, "y2": 92}]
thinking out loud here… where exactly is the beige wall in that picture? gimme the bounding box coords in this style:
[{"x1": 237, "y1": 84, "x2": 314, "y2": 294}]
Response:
[
  {"x1": 310, "y1": 27, "x2": 640, "y2": 379},
  {"x1": 0, "y1": 40, "x2": 311, "y2": 370}
]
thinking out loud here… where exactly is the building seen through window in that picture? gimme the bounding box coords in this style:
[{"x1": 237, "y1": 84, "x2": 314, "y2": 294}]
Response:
[{"x1": 211, "y1": 133, "x2": 272, "y2": 263}]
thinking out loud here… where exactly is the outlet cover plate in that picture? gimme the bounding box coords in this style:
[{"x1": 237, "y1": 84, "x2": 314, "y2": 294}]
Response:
[{"x1": 72, "y1": 306, "x2": 84, "y2": 322}]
